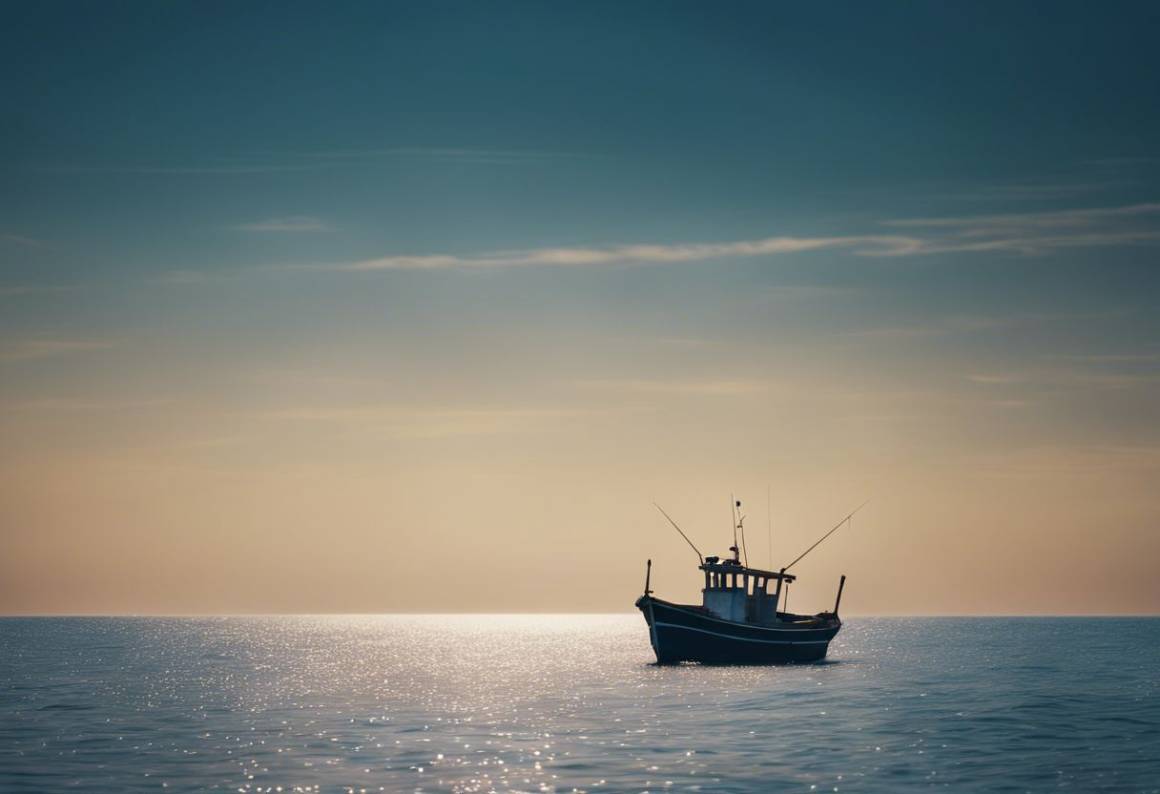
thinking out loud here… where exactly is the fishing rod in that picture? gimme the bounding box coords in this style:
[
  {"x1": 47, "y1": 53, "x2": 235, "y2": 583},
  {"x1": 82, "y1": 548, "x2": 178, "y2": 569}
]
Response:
[
  {"x1": 653, "y1": 502, "x2": 704, "y2": 564},
  {"x1": 783, "y1": 499, "x2": 869, "y2": 572}
]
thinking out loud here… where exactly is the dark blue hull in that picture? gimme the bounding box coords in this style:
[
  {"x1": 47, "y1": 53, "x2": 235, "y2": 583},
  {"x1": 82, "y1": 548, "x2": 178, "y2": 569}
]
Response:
[{"x1": 636, "y1": 596, "x2": 841, "y2": 664}]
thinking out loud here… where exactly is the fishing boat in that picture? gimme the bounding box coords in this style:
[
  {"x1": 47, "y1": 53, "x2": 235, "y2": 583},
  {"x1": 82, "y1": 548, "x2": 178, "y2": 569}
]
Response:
[{"x1": 635, "y1": 499, "x2": 863, "y2": 664}]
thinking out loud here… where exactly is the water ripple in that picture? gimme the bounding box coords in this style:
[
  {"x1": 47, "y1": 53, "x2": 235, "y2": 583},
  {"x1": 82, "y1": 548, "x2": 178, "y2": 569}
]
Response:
[{"x1": 1, "y1": 616, "x2": 1158, "y2": 792}]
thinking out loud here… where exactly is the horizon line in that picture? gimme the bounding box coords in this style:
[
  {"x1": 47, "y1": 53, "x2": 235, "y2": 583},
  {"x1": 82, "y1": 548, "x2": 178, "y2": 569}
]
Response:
[{"x1": 2, "y1": 611, "x2": 1158, "y2": 618}]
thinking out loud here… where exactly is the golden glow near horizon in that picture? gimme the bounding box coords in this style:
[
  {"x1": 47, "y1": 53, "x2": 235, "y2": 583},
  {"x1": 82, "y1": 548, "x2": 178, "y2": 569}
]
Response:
[{"x1": 2, "y1": 293, "x2": 1158, "y2": 615}]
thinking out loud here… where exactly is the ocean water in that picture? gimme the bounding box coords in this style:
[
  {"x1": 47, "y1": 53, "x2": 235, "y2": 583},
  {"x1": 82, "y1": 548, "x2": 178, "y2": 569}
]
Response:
[{"x1": 0, "y1": 616, "x2": 1157, "y2": 792}]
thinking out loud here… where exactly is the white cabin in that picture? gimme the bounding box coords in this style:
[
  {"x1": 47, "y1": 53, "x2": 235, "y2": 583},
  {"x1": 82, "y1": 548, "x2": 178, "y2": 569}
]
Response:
[{"x1": 699, "y1": 559, "x2": 796, "y2": 625}]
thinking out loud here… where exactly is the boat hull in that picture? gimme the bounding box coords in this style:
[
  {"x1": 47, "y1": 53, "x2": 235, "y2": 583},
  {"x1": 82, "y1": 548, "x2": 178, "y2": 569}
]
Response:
[{"x1": 636, "y1": 596, "x2": 841, "y2": 664}]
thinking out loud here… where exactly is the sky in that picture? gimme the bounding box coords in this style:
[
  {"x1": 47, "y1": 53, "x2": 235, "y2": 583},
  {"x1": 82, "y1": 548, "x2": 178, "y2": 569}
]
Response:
[{"x1": 2, "y1": 1, "x2": 1159, "y2": 615}]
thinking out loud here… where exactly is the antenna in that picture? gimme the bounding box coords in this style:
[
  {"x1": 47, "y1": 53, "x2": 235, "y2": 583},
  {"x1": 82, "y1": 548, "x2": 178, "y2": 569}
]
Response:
[
  {"x1": 737, "y1": 500, "x2": 749, "y2": 567},
  {"x1": 784, "y1": 500, "x2": 870, "y2": 571},
  {"x1": 729, "y1": 495, "x2": 739, "y2": 562},
  {"x1": 766, "y1": 485, "x2": 772, "y2": 569},
  {"x1": 652, "y1": 503, "x2": 703, "y2": 564}
]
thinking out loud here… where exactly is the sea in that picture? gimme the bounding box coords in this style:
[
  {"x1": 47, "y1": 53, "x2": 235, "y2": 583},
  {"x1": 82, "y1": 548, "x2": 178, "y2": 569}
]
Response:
[{"x1": 1, "y1": 616, "x2": 1157, "y2": 792}]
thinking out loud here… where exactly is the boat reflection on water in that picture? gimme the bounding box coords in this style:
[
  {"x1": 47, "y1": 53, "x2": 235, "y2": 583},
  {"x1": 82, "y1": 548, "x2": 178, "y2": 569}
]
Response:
[{"x1": 635, "y1": 499, "x2": 863, "y2": 665}]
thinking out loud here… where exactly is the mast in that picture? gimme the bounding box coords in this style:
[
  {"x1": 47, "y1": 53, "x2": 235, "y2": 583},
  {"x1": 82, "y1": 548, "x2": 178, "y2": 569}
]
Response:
[
  {"x1": 766, "y1": 485, "x2": 772, "y2": 569},
  {"x1": 729, "y1": 495, "x2": 740, "y2": 563},
  {"x1": 737, "y1": 501, "x2": 749, "y2": 567}
]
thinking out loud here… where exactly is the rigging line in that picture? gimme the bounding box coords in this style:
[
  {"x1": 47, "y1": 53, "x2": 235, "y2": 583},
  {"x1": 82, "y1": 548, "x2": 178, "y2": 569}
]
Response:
[
  {"x1": 652, "y1": 502, "x2": 703, "y2": 563},
  {"x1": 767, "y1": 485, "x2": 772, "y2": 570},
  {"x1": 739, "y1": 509, "x2": 749, "y2": 567},
  {"x1": 730, "y1": 494, "x2": 738, "y2": 557},
  {"x1": 783, "y1": 499, "x2": 870, "y2": 571}
]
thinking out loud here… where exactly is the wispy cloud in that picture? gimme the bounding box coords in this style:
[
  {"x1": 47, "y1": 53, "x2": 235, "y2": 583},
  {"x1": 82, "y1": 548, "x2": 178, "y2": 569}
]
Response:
[
  {"x1": 944, "y1": 181, "x2": 1125, "y2": 202},
  {"x1": 973, "y1": 444, "x2": 1160, "y2": 480},
  {"x1": 965, "y1": 373, "x2": 1024, "y2": 385},
  {"x1": 331, "y1": 235, "x2": 919, "y2": 272},
  {"x1": 0, "y1": 284, "x2": 77, "y2": 298},
  {"x1": 1, "y1": 232, "x2": 41, "y2": 247},
  {"x1": 33, "y1": 163, "x2": 322, "y2": 175},
  {"x1": 259, "y1": 404, "x2": 587, "y2": 439},
  {"x1": 1049, "y1": 353, "x2": 1160, "y2": 364},
  {"x1": 300, "y1": 147, "x2": 583, "y2": 165},
  {"x1": 885, "y1": 202, "x2": 1160, "y2": 230},
  {"x1": 0, "y1": 337, "x2": 114, "y2": 363},
  {"x1": 966, "y1": 369, "x2": 1160, "y2": 390},
  {"x1": 576, "y1": 377, "x2": 766, "y2": 396},
  {"x1": 917, "y1": 229, "x2": 1160, "y2": 255},
  {"x1": 231, "y1": 216, "x2": 332, "y2": 233},
  {"x1": 151, "y1": 270, "x2": 213, "y2": 286},
  {"x1": 1082, "y1": 156, "x2": 1160, "y2": 168},
  {"x1": 33, "y1": 147, "x2": 579, "y2": 177},
  {"x1": 874, "y1": 202, "x2": 1160, "y2": 257},
  {"x1": 312, "y1": 201, "x2": 1160, "y2": 274},
  {"x1": 844, "y1": 310, "x2": 1126, "y2": 340},
  {"x1": 0, "y1": 397, "x2": 170, "y2": 413}
]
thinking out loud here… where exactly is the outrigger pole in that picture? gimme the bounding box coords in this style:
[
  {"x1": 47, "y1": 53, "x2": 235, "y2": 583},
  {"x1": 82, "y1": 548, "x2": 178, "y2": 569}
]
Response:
[
  {"x1": 784, "y1": 500, "x2": 870, "y2": 572},
  {"x1": 652, "y1": 503, "x2": 704, "y2": 564}
]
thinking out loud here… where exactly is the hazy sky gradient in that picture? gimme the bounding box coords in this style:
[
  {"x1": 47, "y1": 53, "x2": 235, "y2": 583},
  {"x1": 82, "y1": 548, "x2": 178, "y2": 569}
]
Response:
[{"x1": 3, "y1": 1, "x2": 1159, "y2": 614}]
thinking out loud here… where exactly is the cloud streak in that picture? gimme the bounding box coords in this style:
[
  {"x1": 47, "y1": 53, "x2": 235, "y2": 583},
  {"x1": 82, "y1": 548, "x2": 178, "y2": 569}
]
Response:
[
  {"x1": 33, "y1": 147, "x2": 580, "y2": 177},
  {"x1": 0, "y1": 284, "x2": 77, "y2": 298},
  {"x1": 335, "y1": 235, "x2": 920, "y2": 271},
  {"x1": 952, "y1": 181, "x2": 1125, "y2": 201},
  {"x1": 259, "y1": 404, "x2": 588, "y2": 440},
  {"x1": 576, "y1": 377, "x2": 767, "y2": 396},
  {"x1": 300, "y1": 147, "x2": 583, "y2": 165},
  {"x1": 232, "y1": 216, "x2": 332, "y2": 232},
  {"x1": 315, "y1": 201, "x2": 1160, "y2": 273},
  {"x1": 966, "y1": 369, "x2": 1160, "y2": 390},
  {"x1": 878, "y1": 202, "x2": 1160, "y2": 256},
  {"x1": 885, "y1": 202, "x2": 1160, "y2": 230},
  {"x1": 0, "y1": 338, "x2": 114, "y2": 363},
  {"x1": 34, "y1": 163, "x2": 322, "y2": 175},
  {"x1": 1, "y1": 232, "x2": 41, "y2": 247},
  {"x1": 844, "y1": 310, "x2": 1128, "y2": 341}
]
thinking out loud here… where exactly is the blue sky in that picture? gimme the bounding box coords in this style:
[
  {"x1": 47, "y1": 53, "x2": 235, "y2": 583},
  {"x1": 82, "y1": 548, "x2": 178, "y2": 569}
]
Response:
[{"x1": 2, "y1": 2, "x2": 1159, "y2": 613}]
